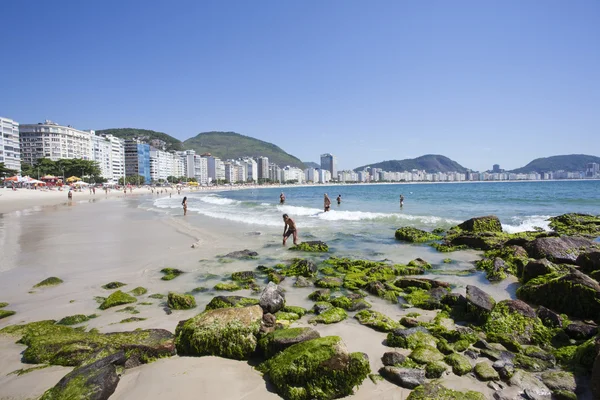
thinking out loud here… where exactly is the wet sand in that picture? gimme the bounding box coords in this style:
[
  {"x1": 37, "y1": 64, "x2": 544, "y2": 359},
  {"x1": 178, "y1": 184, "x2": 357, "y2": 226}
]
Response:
[{"x1": 0, "y1": 192, "x2": 506, "y2": 399}]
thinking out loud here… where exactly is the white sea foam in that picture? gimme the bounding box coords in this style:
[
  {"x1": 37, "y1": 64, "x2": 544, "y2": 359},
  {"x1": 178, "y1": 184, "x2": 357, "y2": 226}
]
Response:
[
  {"x1": 197, "y1": 195, "x2": 239, "y2": 205},
  {"x1": 502, "y1": 215, "x2": 552, "y2": 233},
  {"x1": 186, "y1": 207, "x2": 281, "y2": 226}
]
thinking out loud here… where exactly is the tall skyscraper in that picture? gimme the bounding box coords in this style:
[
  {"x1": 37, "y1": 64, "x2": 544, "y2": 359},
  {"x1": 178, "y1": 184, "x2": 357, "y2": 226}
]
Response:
[
  {"x1": 124, "y1": 140, "x2": 151, "y2": 184},
  {"x1": 0, "y1": 117, "x2": 21, "y2": 173},
  {"x1": 258, "y1": 156, "x2": 269, "y2": 180},
  {"x1": 320, "y1": 153, "x2": 337, "y2": 179}
]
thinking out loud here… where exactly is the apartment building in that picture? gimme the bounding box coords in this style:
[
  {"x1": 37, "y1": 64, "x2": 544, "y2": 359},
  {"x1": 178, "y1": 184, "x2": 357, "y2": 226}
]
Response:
[{"x1": 0, "y1": 117, "x2": 21, "y2": 172}]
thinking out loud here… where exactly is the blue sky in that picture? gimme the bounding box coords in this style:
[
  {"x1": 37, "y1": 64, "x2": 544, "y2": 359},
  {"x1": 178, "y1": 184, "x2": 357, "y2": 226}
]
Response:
[{"x1": 2, "y1": 0, "x2": 599, "y2": 171}]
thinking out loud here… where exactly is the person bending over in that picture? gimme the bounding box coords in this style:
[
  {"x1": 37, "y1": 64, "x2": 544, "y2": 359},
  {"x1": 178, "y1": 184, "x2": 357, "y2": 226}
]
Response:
[{"x1": 282, "y1": 214, "x2": 298, "y2": 245}]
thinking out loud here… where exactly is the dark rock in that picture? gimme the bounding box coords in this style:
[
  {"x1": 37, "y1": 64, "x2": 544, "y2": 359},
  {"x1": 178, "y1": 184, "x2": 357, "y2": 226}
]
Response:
[
  {"x1": 205, "y1": 296, "x2": 259, "y2": 311},
  {"x1": 465, "y1": 350, "x2": 479, "y2": 359},
  {"x1": 502, "y1": 299, "x2": 537, "y2": 318},
  {"x1": 488, "y1": 258, "x2": 508, "y2": 282},
  {"x1": 387, "y1": 326, "x2": 435, "y2": 349},
  {"x1": 425, "y1": 287, "x2": 449, "y2": 310},
  {"x1": 312, "y1": 302, "x2": 333, "y2": 315},
  {"x1": 466, "y1": 285, "x2": 496, "y2": 323},
  {"x1": 379, "y1": 366, "x2": 425, "y2": 389},
  {"x1": 565, "y1": 322, "x2": 598, "y2": 340},
  {"x1": 576, "y1": 250, "x2": 600, "y2": 273},
  {"x1": 293, "y1": 276, "x2": 313, "y2": 287},
  {"x1": 592, "y1": 337, "x2": 600, "y2": 400},
  {"x1": 258, "y1": 327, "x2": 320, "y2": 357},
  {"x1": 395, "y1": 277, "x2": 449, "y2": 290},
  {"x1": 458, "y1": 216, "x2": 503, "y2": 233},
  {"x1": 525, "y1": 236, "x2": 594, "y2": 264},
  {"x1": 286, "y1": 259, "x2": 318, "y2": 277},
  {"x1": 517, "y1": 269, "x2": 600, "y2": 321},
  {"x1": 536, "y1": 306, "x2": 563, "y2": 328},
  {"x1": 442, "y1": 293, "x2": 467, "y2": 308},
  {"x1": 474, "y1": 339, "x2": 495, "y2": 350},
  {"x1": 381, "y1": 351, "x2": 406, "y2": 366},
  {"x1": 231, "y1": 271, "x2": 255, "y2": 282},
  {"x1": 408, "y1": 258, "x2": 431, "y2": 269},
  {"x1": 222, "y1": 249, "x2": 258, "y2": 259},
  {"x1": 492, "y1": 360, "x2": 515, "y2": 381},
  {"x1": 259, "y1": 282, "x2": 285, "y2": 314},
  {"x1": 365, "y1": 281, "x2": 386, "y2": 296},
  {"x1": 522, "y1": 259, "x2": 555, "y2": 284},
  {"x1": 40, "y1": 351, "x2": 125, "y2": 400},
  {"x1": 262, "y1": 313, "x2": 276, "y2": 328},
  {"x1": 308, "y1": 289, "x2": 331, "y2": 302}
]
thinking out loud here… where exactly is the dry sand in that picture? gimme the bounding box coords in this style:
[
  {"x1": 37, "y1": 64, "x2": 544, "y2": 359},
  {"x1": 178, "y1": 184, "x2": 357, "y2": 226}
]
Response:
[{"x1": 0, "y1": 188, "x2": 499, "y2": 400}]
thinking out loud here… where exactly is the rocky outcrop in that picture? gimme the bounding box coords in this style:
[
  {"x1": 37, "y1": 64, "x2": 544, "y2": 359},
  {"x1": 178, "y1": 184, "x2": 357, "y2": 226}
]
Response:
[
  {"x1": 525, "y1": 236, "x2": 594, "y2": 264},
  {"x1": 521, "y1": 259, "x2": 555, "y2": 283},
  {"x1": 576, "y1": 250, "x2": 600, "y2": 273},
  {"x1": 548, "y1": 213, "x2": 600, "y2": 237},
  {"x1": 508, "y1": 369, "x2": 552, "y2": 399},
  {"x1": 517, "y1": 269, "x2": 600, "y2": 321},
  {"x1": 564, "y1": 322, "x2": 598, "y2": 340},
  {"x1": 167, "y1": 292, "x2": 196, "y2": 310},
  {"x1": 258, "y1": 327, "x2": 320, "y2": 358},
  {"x1": 285, "y1": 259, "x2": 317, "y2": 277},
  {"x1": 175, "y1": 305, "x2": 263, "y2": 360},
  {"x1": 40, "y1": 351, "x2": 125, "y2": 400},
  {"x1": 457, "y1": 216, "x2": 503, "y2": 233},
  {"x1": 222, "y1": 249, "x2": 258, "y2": 259},
  {"x1": 466, "y1": 285, "x2": 495, "y2": 323},
  {"x1": 379, "y1": 366, "x2": 425, "y2": 389},
  {"x1": 394, "y1": 227, "x2": 441, "y2": 243},
  {"x1": 386, "y1": 327, "x2": 437, "y2": 349},
  {"x1": 204, "y1": 296, "x2": 259, "y2": 311},
  {"x1": 289, "y1": 241, "x2": 329, "y2": 252},
  {"x1": 394, "y1": 277, "x2": 449, "y2": 290},
  {"x1": 259, "y1": 282, "x2": 285, "y2": 314},
  {"x1": 536, "y1": 306, "x2": 563, "y2": 328},
  {"x1": 258, "y1": 336, "x2": 370, "y2": 400}
]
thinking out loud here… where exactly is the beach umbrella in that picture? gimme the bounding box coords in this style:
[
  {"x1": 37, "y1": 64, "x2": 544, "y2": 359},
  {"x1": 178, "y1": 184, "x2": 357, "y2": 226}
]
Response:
[
  {"x1": 28, "y1": 179, "x2": 46, "y2": 184},
  {"x1": 41, "y1": 175, "x2": 57, "y2": 180},
  {"x1": 4, "y1": 176, "x2": 19, "y2": 182},
  {"x1": 73, "y1": 181, "x2": 89, "y2": 186},
  {"x1": 67, "y1": 176, "x2": 80, "y2": 183}
]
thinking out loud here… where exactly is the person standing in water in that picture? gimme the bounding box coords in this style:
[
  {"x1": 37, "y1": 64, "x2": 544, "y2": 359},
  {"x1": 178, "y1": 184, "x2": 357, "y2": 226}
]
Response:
[
  {"x1": 282, "y1": 214, "x2": 298, "y2": 245},
  {"x1": 280, "y1": 192, "x2": 285, "y2": 204},
  {"x1": 336, "y1": 194, "x2": 342, "y2": 205},
  {"x1": 324, "y1": 193, "x2": 331, "y2": 212},
  {"x1": 400, "y1": 194, "x2": 404, "y2": 207},
  {"x1": 182, "y1": 196, "x2": 188, "y2": 216}
]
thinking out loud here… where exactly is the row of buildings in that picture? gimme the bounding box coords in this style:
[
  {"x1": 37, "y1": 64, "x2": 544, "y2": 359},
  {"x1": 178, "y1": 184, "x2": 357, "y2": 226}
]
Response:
[{"x1": 1, "y1": 118, "x2": 308, "y2": 184}]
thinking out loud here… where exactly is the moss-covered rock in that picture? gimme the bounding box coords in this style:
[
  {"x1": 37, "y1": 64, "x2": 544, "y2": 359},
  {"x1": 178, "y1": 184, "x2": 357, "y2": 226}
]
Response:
[
  {"x1": 167, "y1": 292, "x2": 196, "y2": 310},
  {"x1": 258, "y1": 327, "x2": 321, "y2": 358},
  {"x1": 516, "y1": 269, "x2": 600, "y2": 321},
  {"x1": 541, "y1": 370, "x2": 576, "y2": 393},
  {"x1": 283, "y1": 259, "x2": 318, "y2": 277},
  {"x1": 175, "y1": 305, "x2": 263, "y2": 360},
  {"x1": 148, "y1": 293, "x2": 165, "y2": 300},
  {"x1": 289, "y1": 241, "x2": 329, "y2": 252},
  {"x1": 331, "y1": 296, "x2": 371, "y2": 311},
  {"x1": 213, "y1": 282, "x2": 241, "y2": 291},
  {"x1": 311, "y1": 302, "x2": 333, "y2": 315},
  {"x1": 425, "y1": 361, "x2": 447, "y2": 379},
  {"x1": 101, "y1": 282, "x2": 126, "y2": 290},
  {"x1": 282, "y1": 305, "x2": 307, "y2": 316},
  {"x1": 386, "y1": 327, "x2": 437, "y2": 349},
  {"x1": 99, "y1": 291, "x2": 137, "y2": 310},
  {"x1": 409, "y1": 345, "x2": 444, "y2": 364},
  {"x1": 0, "y1": 309, "x2": 16, "y2": 319},
  {"x1": 444, "y1": 353, "x2": 472, "y2": 376},
  {"x1": 119, "y1": 317, "x2": 147, "y2": 323},
  {"x1": 116, "y1": 306, "x2": 139, "y2": 314},
  {"x1": 0, "y1": 320, "x2": 175, "y2": 367},
  {"x1": 160, "y1": 268, "x2": 184, "y2": 281},
  {"x1": 231, "y1": 271, "x2": 256, "y2": 283},
  {"x1": 315, "y1": 276, "x2": 343, "y2": 289},
  {"x1": 57, "y1": 314, "x2": 97, "y2": 326},
  {"x1": 258, "y1": 336, "x2": 370, "y2": 400},
  {"x1": 0, "y1": 302, "x2": 8, "y2": 308},
  {"x1": 34, "y1": 277, "x2": 63, "y2": 288},
  {"x1": 548, "y1": 213, "x2": 600, "y2": 237},
  {"x1": 308, "y1": 289, "x2": 331, "y2": 302},
  {"x1": 129, "y1": 287, "x2": 147, "y2": 296},
  {"x1": 457, "y1": 215, "x2": 503, "y2": 233},
  {"x1": 407, "y1": 383, "x2": 486, "y2": 400},
  {"x1": 354, "y1": 310, "x2": 400, "y2": 332},
  {"x1": 309, "y1": 307, "x2": 347, "y2": 325},
  {"x1": 474, "y1": 362, "x2": 499, "y2": 381},
  {"x1": 395, "y1": 227, "x2": 442, "y2": 243},
  {"x1": 275, "y1": 311, "x2": 301, "y2": 321}
]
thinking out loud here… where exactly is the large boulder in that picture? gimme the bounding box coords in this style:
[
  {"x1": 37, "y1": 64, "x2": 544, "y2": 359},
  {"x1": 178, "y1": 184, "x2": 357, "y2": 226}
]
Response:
[
  {"x1": 204, "y1": 296, "x2": 259, "y2": 311},
  {"x1": 466, "y1": 285, "x2": 496, "y2": 323},
  {"x1": 548, "y1": 213, "x2": 600, "y2": 237},
  {"x1": 167, "y1": 292, "x2": 196, "y2": 310},
  {"x1": 258, "y1": 327, "x2": 320, "y2": 358},
  {"x1": 576, "y1": 250, "x2": 600, "y2": 274},
  {"x1": 394, "y1": 227, "x2": 441, "y2": 243},
  {"x1": 379, "y1": 366, "x2": 425, "y2": 389},
  {"x1": 521, "y1": 259, "x2": 555, "y2": 284},
  {"x1": 407, "y1": 383, "x2": 486, "y2": 400},
  {"x1": 259, "y1": 282, "x2": 285, "y2": 314},
  {"x1": 289, "y1": 241, "x2": 329, "y2": 252},
  {"x1": 458, "y1": 216, "x2": 503, "y2": 233},
  {"x1": 517, "y1": 269, "x2": 600, "y2": 321},
  {"x1": 284, "y1": 259, "x2": 318, "y2": 277},
  {"x1": 175, "y1": 305, "x2": 263, "y2": 360},
  {"x1": 386, "y1": 327, "x2": 437, "y2": 349},
  {"x1": 381, "y1": 351, "x2": 406, "y2": 366},
  {"x1": 525, "y1": 236, "x2": 594, "y2": 264},
  {"x1": 258, "y1": 336, "x2": 370, "y2": 400},
  {"x1": 508, "y1": 369, "x2": 552, "y2": 399},
  {"x1": 222, "y1": 249, "x2": 258, "y2": 259},
  {"x1": 40, "y1": 351, "x2": 125, "y2": 400}
]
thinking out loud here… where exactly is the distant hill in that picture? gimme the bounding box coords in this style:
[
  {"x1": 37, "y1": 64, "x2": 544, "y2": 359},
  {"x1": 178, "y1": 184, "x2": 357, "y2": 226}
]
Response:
[
  {"x1": 304, "y1": 161, "x2": 321, "y2": 169},
  {"x1": 96, "y1": 128, "x2": 184, "y2": 152},
  {"x1": 183, "y1": 131, "x2": 305, "y2": 169},
  {"x1": 354, "y1": 154, "x2": 468, "y2": 173},
  {"x1": 510, "y1": 154, "x2": 600, "y2": 173}
]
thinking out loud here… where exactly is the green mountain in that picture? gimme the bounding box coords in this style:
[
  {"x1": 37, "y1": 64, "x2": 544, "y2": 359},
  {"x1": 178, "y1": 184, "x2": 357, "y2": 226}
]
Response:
[
  {"x1": 183, "y1": 131, "x2": 305, "y2": 169},
  {"x1": 304, "y1": 161, "x2": 321, "y2": 169},
  {"x1": 510, "y1": 154, "x2": 600, "y2": 173},
  {"x1": 96, "y1": 128, "x2": 184, "y2": 152},
  {"x1": 354, "y1": 154, "x2": 468, "y2": 173}
]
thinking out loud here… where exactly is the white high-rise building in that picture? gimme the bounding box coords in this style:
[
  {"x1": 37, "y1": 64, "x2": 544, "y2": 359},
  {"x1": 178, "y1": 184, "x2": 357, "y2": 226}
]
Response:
[
  {"x1": 19, "y1": 120, "x2": 93, "y2": 165},
  {"x1": 305, "y1": 168, "x2": 318, "y2": 183},
  {"x1": 223, "y1": 162, "x2": 235, "y2": 183},
  {"x1": 244, "y1": 158, "x2": 258, "y2": 182},
  {"x1": 195, "y1": 155, "x2": 208, "y2": 184},
  {"x1": 91, "y1": 134, "x2": 112, "y2": 180},
  {"x1": 0, "y1": 117, "x2": 21, "y2": 173},
  {"x1": 150, "y1": 148, "x2": 178, "y2": 182}
]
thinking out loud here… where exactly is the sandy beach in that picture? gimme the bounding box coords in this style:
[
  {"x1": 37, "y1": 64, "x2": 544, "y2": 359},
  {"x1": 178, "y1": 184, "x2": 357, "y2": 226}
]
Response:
[{"x1": 0, "y1": 186, "x2": 560, "y2": 400}]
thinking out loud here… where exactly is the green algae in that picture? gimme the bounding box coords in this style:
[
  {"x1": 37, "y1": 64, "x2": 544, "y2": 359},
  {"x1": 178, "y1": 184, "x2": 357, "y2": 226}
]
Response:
[
  {"x1": 548, "y1": 213, "x2": 600, "y2": 237},
  {"x1": 0, "y1": 302, "x2": 9, "y2": 308},
  {"x1": 425, "y1": 361, "x2": 447, "y2": 378},
  {"x1": 395, "y1": 227, "x2": 442, "y2": 243},
  {"x1": 119, "y1": 317, "x2": 147, "y2": 323},
  {"x1": 308, "y1": 290, "x2": 331, "y2": 302},
  {"x1": 407, "y1": 383, "x2": 485, "y2": 400},
  {"x1": 148, "y1": 293, "x2": 165, "y2": 300},
  {"x1": 474, "y1": 362, "x2": 499, "y2": 381},
  {"x1": 282, "y1": 305, "x2": 307, "y2": 316},
  {"x1": 101, "y1": 281, "x2": 126, "y2": 290},
  {"x1": 160, "y1": 268, "x2": 184, "y2": 281},
  {"x1": 289, "y1": 241, "x2": 329, "y2": 252},
  {"x1": 409, "y1": 345, "x2": 444, "y2": 364},
  {"x1": 167, "y1": 292, "x2": 197, "y2": 310},
  {"x1": 56, "y1": 314, "x2": 98, "y2": 326},
  {"x1": 514, "y1": 353, "x2": 553, "y2": 372},
  {"x1": 0, "y1": 309, "x2": 16, "y2": 319},
  {"x1": 315, "y1": 276, "x2": 343, "y2": 289},
  {"x1": 309, "y1": 307, "x2": 347, "y2": 325},
  {"x1": 99, "y1": 290, "x2": 137, "y2": 310},
  {"x1": 443, "y1": 258, "x2": 453, "y2": 263},
  {"x1": 430, "y1": 243, "x2": 469, "y2": 253},
  {"x1": 34, "y1": 277, "x2": 63, "y2": 288},
  {"x1": 386, "y1": 330, "x2": 438, "y2": 349},
  {"x1": 283, "y1": 259, "x2": 318, "y2": 277},
  {"x1": 129, "y1": 287, "x2": 148, "y2": 296},
  {"x1": 444, "y1": 353, "x2": 472, "y2": 376},
  {"x1": 116, "y1": 306, "x2": 139, "y2": 314},
  {"x1": 9, "y1": 364, "x2": 50, "y2": 376},
  {"x1": 330, "y1": 296, "x2": 371, "y2": 311},
  {"x1": 258, "y1": 336, "x2": 370, "y2": 400},
  {"x1": 354, "y1": 310, "x2": 400, "y2": 332},
  {"x1": 205, "y1": 296, "x2": 259, "y2": 311},
  {"x1": 213, "y1": 282, "x2": 241, "y2": 291},
  {"x1": 276, "y1": 311, "x2": 301, "y2": 321}
]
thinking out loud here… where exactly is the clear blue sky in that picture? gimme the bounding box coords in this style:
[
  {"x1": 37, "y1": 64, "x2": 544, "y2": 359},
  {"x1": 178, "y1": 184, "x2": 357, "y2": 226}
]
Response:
[{"x1": 2, "y1": 0, "x2": 599, "y2": 171}]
